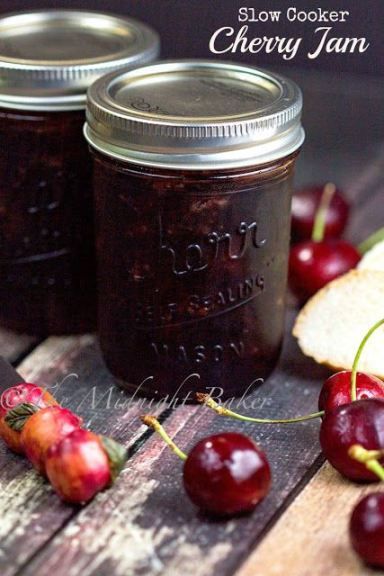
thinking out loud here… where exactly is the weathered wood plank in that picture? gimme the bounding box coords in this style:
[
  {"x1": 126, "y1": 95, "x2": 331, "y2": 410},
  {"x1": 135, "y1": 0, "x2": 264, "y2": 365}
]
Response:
[
  {"x1": 16, "y1": 312, "x2": 329, "y2": 576},
  {"x1": 234, "y1": 462, "x2": 384, "y2": 576},
  {"x1": 0, "y1": 327, "x2": 37, "y2": 364},
  {"x1": 0, "y1": 335, "x2": 159, "y2": 576}
]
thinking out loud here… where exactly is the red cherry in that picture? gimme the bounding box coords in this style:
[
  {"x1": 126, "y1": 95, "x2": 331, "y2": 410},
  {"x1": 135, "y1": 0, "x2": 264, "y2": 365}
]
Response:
[
  {"x1": 319, "y1": 371, "x2": 384, "y2": 413},
  {"x1": 289, "y1": 239, "x2": 360, "y2": 302},
  {"x1": 319, "y1": 399, "x2": 384, "y2": 481},
  {"x1": 291, "y1": 185, "x2": 350, "y2": 242},
  {"x1": 0, "y1": 383, "x2": 58, "y2": 453},
  {"x1": 350, "y1": 492, "x2": 384, "y2": 567},
  {"x1": 46, "y1": 429, "x2": 116, "y2": 504},
  {"x1": 21, "y1": 406, "x2": 82, "y2": 474},
  {"x1": 0, "y1": 382, "x2": 57, "y2": 417},
  {"x1": 183, "y1": 432, "x2": 271, "y2": 516}
]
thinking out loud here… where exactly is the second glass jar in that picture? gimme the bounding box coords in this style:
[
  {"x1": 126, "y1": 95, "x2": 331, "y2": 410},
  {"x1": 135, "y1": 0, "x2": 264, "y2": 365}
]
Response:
[{"x1": 0, "y1": 10, "x2": 159, "y2": 334}]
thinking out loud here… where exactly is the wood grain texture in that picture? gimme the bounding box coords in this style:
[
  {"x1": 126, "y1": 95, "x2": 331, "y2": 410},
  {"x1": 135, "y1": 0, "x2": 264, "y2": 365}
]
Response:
[
  {"x1": 16, "y1": 313, "x2": 329, "y2": 576},
  {"x1": 0, "y1": 335, "x2": 159, "y2": 576},
  {"x1": 234, "y1": 462, "x2": 384, "y2": 576}
]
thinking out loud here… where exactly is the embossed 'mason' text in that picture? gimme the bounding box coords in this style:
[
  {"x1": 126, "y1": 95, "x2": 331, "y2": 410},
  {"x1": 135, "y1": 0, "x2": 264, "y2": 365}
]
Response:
[{"x1": 151, "y1": 341, "x2": 245, "y2": 364}]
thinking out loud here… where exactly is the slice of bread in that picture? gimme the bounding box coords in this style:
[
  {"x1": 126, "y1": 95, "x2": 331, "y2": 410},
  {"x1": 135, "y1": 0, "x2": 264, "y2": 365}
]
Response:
[
  {"x1": 293, "y1": 269, "x2": 384, "y2": 378},
  {"x1": 358, "y1": 239, "x2": 384, "y2": 272}
]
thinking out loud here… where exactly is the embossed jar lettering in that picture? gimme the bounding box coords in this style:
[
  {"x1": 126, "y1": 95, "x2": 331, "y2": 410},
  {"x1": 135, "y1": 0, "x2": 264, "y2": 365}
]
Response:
[
  {"x1": 150, "y1": 341, "x2": 246, "y2": 364},
  {"x1": 160, "y1": 220, "x2": 266, "y2": 276}
]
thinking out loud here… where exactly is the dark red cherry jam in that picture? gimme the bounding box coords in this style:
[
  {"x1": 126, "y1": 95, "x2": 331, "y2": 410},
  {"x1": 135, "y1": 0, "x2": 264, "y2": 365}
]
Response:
[
  {"x1": 92, "y1": 153, "x2": 298, "y2": 398},
  {"x1": 0, "y1": 10, "x2": 159, "y2": 335},
  {"x1": 86, "y1": 61, "x2": 304, "y2": 398},
  {"x1": 0, "y1": 108, "x2": 95, "y2": 334}
]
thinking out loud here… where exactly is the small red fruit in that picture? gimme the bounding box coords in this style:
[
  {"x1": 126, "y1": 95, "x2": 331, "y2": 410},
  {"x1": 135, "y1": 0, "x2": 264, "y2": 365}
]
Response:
[
  {"x1": 46, "y1": 429, "x2": 127, "y2": 504},
  {"x1": 319, "y1": 399, "x2": 384, "y2": 481},
  {"x1": 350, "y1": 492, "x2": 384, "y2": 568},
  {"x1": 0, "y1": 383, "x2": 58, "y2": 453},
  {"x1": 21, "y1": 406, "x2": 81, "y2": 474},
  {"x1": 289, "y1": 239, "x2": 360, "y2": 302},
  {"x1": 319, "y1": 371, "x2": 384, "y2": 413},
  {"x1": 0, "y1": 382, "x2": 57, "y2": 416},
  {"x1": 183, "y1": 432, "x2": 271, "y2": 516},
  {"x1": 291, "y1": 185, "x2": 350, "y2": 242}
]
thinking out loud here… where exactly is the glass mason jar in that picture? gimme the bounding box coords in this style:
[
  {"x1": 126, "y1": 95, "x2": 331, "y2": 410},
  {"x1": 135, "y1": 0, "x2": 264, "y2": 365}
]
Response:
[
  {"x1": 85, "y1": 60, "x2": 304, "y2": 400},
  {"x1": 0, "y1": 10, "x2": 159, "y2": 335}
]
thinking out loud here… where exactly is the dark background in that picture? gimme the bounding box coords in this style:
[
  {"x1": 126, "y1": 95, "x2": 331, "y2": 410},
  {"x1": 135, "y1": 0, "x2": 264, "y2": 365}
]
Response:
[{"x1": 0, "y1": 0, "x2": 381, "y2": 76}]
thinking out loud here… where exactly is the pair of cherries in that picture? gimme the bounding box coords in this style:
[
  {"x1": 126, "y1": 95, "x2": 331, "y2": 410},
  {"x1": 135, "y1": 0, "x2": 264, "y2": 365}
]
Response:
[
  {"x1": 318, "y1": 318, "x2": 384, "y2": 484},
  {"x1": 289, "y1": 183, "x2": 360, "y2": 302}
]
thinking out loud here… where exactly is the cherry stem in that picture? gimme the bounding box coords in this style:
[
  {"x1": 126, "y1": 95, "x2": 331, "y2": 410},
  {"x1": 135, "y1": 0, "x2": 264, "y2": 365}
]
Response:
[
  {"x1": 141, "y1": 414, "x2": 187, "y2": 461},
  {"x1": 311, "y1": 182, "x2": 336, "y2": 243},
  {"x1": 196, "y1": 393, "x2": 324, "y2": 424},
  {"x1": 351, "y1": 318, "x2": 384, "y2": 402},
  {"x1": 348, "y1": 444, "x2": 384, "y2": 481},
  {"x1": 358, "y1": 226, "x2": 384, "y2": 255}
]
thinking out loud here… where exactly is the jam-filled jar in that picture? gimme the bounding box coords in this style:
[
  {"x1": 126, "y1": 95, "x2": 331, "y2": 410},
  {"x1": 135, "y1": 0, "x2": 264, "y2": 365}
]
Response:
[
  {"x1": 0, "y1": 10, "x2": 159, "y2": 335},
  {"x1": 85, "y1": 60, "x2": 304, "y2": 399}
]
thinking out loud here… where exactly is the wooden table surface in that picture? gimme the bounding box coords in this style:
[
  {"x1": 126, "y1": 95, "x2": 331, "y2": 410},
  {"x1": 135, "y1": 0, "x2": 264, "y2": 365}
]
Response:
[{"x1": 0, "y1": 69, "x2": 384, "y2": 576}]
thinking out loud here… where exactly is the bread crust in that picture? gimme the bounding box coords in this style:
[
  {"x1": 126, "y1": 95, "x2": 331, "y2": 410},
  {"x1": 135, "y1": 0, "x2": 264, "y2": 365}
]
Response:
[{"x1": 292, "y1": 269, "x2": 384, "y2": 378}]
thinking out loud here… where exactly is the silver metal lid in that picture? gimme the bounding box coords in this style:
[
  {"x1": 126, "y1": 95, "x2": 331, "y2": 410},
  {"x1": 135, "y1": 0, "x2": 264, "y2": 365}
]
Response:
[
  {"x1": 84, "y1": 60, "x2": 304, "y2": 170},
  {"x1": 0, "y1": 10, "x2": 160, "y2": 111}
]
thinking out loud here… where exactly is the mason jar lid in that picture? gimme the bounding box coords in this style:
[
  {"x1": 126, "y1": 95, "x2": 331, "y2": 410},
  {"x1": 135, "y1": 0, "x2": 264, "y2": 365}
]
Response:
[
  {"x1": 84, "y1": 59, "x2": 304, "y2": 170},
  {"x1": 0, "y1": 10, "x2": 160, "y2": 111}
]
